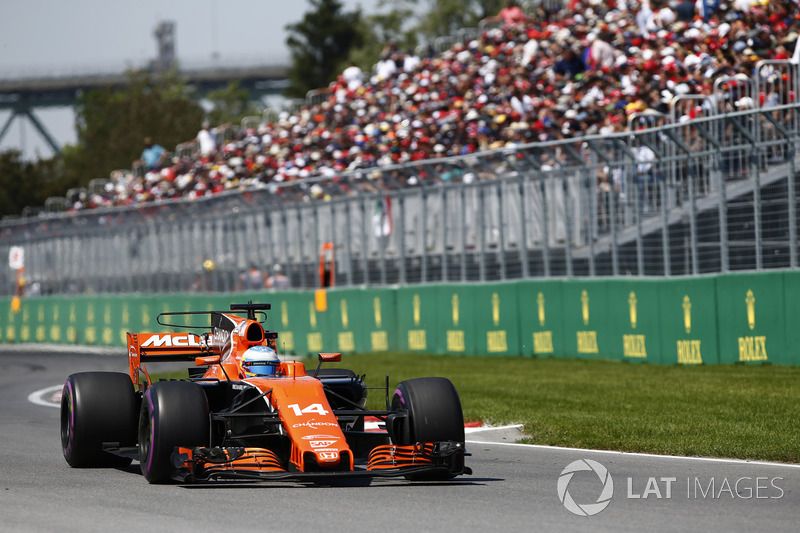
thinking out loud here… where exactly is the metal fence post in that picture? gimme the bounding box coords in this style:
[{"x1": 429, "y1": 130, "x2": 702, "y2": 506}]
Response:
[{"x1": 518, "y1": 174, "x2": 529, "y2": 279}]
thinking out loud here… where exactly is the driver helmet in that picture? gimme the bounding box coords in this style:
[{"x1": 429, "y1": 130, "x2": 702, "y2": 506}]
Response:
[{"x1": 242, "y1": 345, "x2": 280, "y2": 377}]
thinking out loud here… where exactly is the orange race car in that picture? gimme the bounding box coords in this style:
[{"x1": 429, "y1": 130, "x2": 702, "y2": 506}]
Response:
[{"x1": 60, "y1": 302, "x2": 470, "y2": 483}]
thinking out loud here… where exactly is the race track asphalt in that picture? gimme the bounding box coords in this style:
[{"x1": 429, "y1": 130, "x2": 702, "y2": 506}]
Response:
[{"x1": 1, "y1": 346, "x2": 798, "y2": 532}]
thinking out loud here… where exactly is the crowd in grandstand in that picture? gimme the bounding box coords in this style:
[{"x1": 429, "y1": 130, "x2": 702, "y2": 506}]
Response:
[{"x1": 68, "y1": 0, "x2": 800, "y2": 211}]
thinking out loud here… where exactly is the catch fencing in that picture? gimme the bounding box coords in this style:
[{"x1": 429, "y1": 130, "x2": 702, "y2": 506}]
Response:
[{"x1": 2, "y1": 60, "x2": 800, "y2": 297}]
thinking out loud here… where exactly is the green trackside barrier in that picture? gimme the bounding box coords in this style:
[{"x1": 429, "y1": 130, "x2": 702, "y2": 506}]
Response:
[
  {"x1": 471, "y1": 282, "x2": 522, "y2": 356},
  {"x1": 605, "y1": 279, "x2": 662, "y2": 364},
  {"x1": 320, "y1": 288, "x2": 359, "y2": 354},
  {"x1": 716, "y1": 272, "x2": 787, "y2": 365},
  {"x1": 365, "y1": 288, "x2": 397, "y2": 354},
  {"x1": 34, "y1": 298, "x2": 62, "y2": 344},
  {"x1": 17, "y1": 300, "x2": 31, "y2": 343},
  {"x1": 322, "y1": 288, "x2": 397, "y2": 355},
  {"x1": 73, "y1": 299, "x2": 96, "y2": 345},
  {"x1": 130, "y1": 295, "x2": 177, "y2": 338},
  {"x1": 289, "y1": 290, "x2": 331, "y2": 356},
  {"x1": 657, "y1": 277, "x2": 719, "y2": 365},
  {"x1": 303, "y1": 290, "x2": 329, "y2": 355},
  {"x1": 269, "y1": 293, "x2": 301, "y2": 355},
  {"x1": 516, "y1": 280, "x2": 566, "y2": 358},
  {"x1": 236, "y1": 289, "x2": 384, "y2": 357},
  {"x1": 396, "y1": 286, "x2": 444, "y2": 354},
  {"x1": 67, "y1": 296, "x2": 124, "y2": 346},
  {"x1": 98, "y1": 300, "x2": 115, "y2": 346},
  {"x1": 260, "y1": 291, "x2": 311, "y2": 356},
  {"x1": 784, "y1": 270, "x2": 800, "y2": 366},
  {"x1": 27, "y1": 300, "x2": 44, "y2": 343},
  {"x1": 434, "y1": 282, "x2": 520, "y2": 356},
  {"x1": 0, "y1": 271, "x2": 795, "y2": 366},
  {"x1": 440, "y1": 284, "x2": 478, "y2": 355},
  {"x1": 30, "y1": 297, "x2": 57, "y2": 344},
  {"x1": 133, "y1": 297, "x2": 152, "y2": 336},
  {"x1": 1, "y1": 302, "x2": 12, "y2": 342},
  {"x1": 561, "y1": 280, "x2": 613, "y2": 360}
]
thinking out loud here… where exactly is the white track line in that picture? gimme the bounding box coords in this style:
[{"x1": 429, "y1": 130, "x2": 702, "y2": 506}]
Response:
[
  {"x1": 465, "y1": 439, "x2": 800, "y2": 469},
  {"x1": 465, "y1": 424, "x2": 522, "y2": 434},
  {"x1": 28, "y1": 384, "x2": 62, "y2": 408}
]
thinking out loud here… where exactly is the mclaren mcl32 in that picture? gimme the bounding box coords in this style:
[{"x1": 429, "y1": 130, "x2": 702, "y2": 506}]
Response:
[{"x1": 60, "y1": 302, "x2": 470, "y2": 483}]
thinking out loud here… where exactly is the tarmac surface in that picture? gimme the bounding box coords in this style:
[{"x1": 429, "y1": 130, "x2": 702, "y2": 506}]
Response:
[{"x1": 2, "y1": 345, "x2": 798, "y2": 532}]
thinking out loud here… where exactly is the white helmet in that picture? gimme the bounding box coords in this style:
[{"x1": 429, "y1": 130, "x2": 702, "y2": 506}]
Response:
[{"x1": 242, "y1": 345, "x2": 280, "y2": 377}]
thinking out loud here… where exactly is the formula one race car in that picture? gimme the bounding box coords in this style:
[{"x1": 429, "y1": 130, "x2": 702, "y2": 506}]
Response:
[{"x1": 60, "y1": 302, "x2": 470, "y2": 483}]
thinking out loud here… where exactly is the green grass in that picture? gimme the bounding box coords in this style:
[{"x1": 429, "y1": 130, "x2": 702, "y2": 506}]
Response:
[{"x1": 158, "y1": 353, "x2": 800, "y2": 464}]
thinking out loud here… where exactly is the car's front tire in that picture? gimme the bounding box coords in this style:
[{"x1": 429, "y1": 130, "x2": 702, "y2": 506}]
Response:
[
  {"x1": 138, "y1": 381, "x2": 209, "y2": 483},
  {"x1": 390, "y1": 377, "x2": 465, "y2": 445},
  {"x1": 61, "y1": 372, "x2": 137, "y2": 467},
  {"x1": 390, "y1": 377, "x2": 465, "y2": 480}
]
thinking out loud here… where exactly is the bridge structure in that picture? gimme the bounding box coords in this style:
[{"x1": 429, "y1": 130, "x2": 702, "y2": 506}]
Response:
[{"x1": 0, "y1": 65, "x2": 291, "y2": 156}]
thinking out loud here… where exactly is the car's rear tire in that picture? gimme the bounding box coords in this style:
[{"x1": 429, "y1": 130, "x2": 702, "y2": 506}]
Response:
[
  {"x1": 61, "y1": 372, "x2": 137, "y2": 467},
  {"x1": 390, "y1": 377, "x2": 465, "y2": 480},
  {"x1": 138, "y1": 381, "x2": 209, "y2": 484}
]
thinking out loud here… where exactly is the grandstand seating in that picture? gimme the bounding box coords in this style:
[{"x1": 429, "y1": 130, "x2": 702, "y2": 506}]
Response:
[{"x1": 22, "y1": 1, "x2": 800, "y2": 213}]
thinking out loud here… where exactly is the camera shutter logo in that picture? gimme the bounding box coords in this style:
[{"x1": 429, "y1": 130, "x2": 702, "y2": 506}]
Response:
[{"x1": 557, "y1": 459, "x2": 614, "y2": 516}]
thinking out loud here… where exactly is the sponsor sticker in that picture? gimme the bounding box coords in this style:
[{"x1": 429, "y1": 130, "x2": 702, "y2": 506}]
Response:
[
  {"x1": 292, "y1": 419, "x2": 340, "y2": 430},
  {"x1": 302, "y1": 434, "x2": 338, "y2": 440},
  {"x1": 318, "y1": 451, "x2": 339, "y2": 460},
  {"x1": 309, "y1": 440, "x2": 338, "y2": 448}
]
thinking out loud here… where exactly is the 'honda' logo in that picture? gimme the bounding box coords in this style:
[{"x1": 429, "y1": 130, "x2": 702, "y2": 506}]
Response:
[{"x1": 318, "y1": 451, "x2": 339, "y2": 460}]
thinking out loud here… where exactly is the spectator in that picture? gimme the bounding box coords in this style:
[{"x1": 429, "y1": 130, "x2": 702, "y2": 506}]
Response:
[
  {"x1": 484, "y1": 1, "x2": 530, "y2": 27},
  {"x1": 653, "y1": 1, "x2": 677, "y2": 29},
  {"x1": 510, "y1": 86, "x2": 534, "y2": 121},
  {"x1": 342, "y1": 61, "x2": 364, "y2": 91},
  {"x1": 189, "y1": 272, "x2": 208, "y2": 292},
  {"x1": 403, "y1": 48, "x2": 421, "y2": 72},
  {"x1": 674, "y1": 0, "x2": 697, "y2": 22},
  {"x1": 239, "y1": 263, "x2": 265, "y2": 291},
  {"x1": 635, "y1": 144, "x2": 658, "y2": 213},
  {"x1": 58, "y1": 0, "x2": 800, "y2": 213},
  {"x1": 267, "y1": 264, "x2": 290, "y2": 289},
  {"x1": 635, "y1": 1, "x2": 656, "y2": 37},
  {"x1": 374, "y1": 53, "x2": 397, "y2": 81},
  {"x1": 196, "y1": 121, "x2": 218, "y2": 158},
  {"x1": 140, "y1": 137, "x2": 167, "y2": 171},
  {"x1": 553, "y1": 47, "x2": 585, "y2": 80}
]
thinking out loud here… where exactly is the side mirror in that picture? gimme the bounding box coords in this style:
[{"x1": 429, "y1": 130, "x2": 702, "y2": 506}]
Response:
[
  {"x1": 318, "y1": 352, "x2": 342, "y2": 363},
  {"x1": 195, "y1": 355, "x2": 221, "y2": 366},
  {"x1": 312, "y1": 352, "x2": 342, "y2": 378}
]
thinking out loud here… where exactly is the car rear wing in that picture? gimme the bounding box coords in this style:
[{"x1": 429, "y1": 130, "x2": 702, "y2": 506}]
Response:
[{"x1": 128, "y1": 332, "x2": 221, "y2": 388}]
